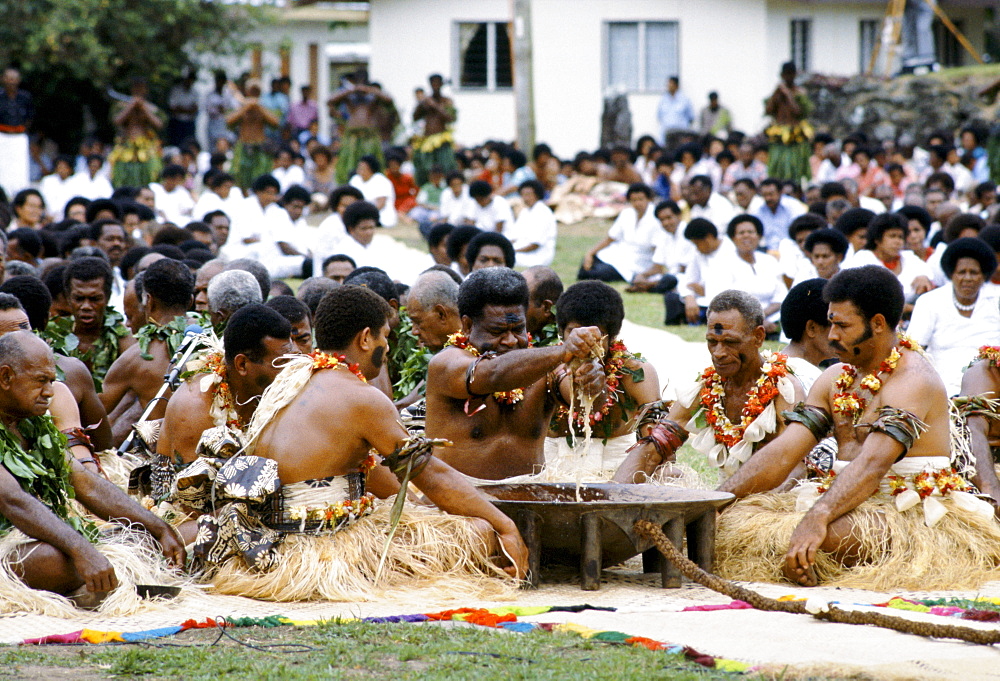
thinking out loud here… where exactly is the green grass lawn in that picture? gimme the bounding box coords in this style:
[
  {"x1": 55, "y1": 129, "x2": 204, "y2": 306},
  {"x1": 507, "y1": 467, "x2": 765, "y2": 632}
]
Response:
[{"x1": 0, "y1": 620, "x2": 747, "y2": 680}]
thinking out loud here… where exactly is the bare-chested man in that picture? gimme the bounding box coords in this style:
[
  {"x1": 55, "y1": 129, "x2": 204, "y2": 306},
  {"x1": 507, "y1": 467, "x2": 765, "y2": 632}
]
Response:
[
  {"x1": 522, "y1": 266, "x2": 562, "y2": 347},
  {"x1": 329, "y1": 70, "x2": 390, "y2": 183},
  {"x1": 0, "y1": 276, "x2": 111, "y2": 452},
  {"x1": 411, "y1": 74, "x2": 457, "y2": 186},
  {"x1": 193, "y1": 259, "x2": 226, "y2": 314},
  {"x1": 101, "y1": 259, "x2": 196, "y2": 443},
  {"x1": 616, "y1": 290, "x2": 804, "y2": 483},
  {"x1": 226, "y1": 79, "x2": 279, "y2": 192},
  {"x1": 0, "y1": 332, "x2": 184, "y2": 608},
  {"x1": 158, "y1": 304, "x2": 293, "y2": 470},
  {"x1": 425, "y1": 268, "x2": 605, "y2": 480},
  {"x1": 110, "y1": 77, "x2": 165, "y2": 188},
  {"x1": 716, "y1": 266, "x2": 1000, "y2": 589},
  {"x1": 958, "y1": 344, "x2": 1000, "y2": 508},
  {"x1": 42, "y1": 257, "x2": 134, "y2": 392},
  {"x1": 539, "y1": 282, "x2": 662, "y2": 479}
]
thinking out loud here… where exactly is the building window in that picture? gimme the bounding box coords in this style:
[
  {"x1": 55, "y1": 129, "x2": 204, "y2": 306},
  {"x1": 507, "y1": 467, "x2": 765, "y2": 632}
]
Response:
[
  {"x1": 934, "y1": 19, "x2": 966, "y2": 67},
  {"x1": 606, "y1": 21, "x2": 679, "y2": 92},
  {"x1": 859, "y1": 19, "x2": 879, "y2": 73},
  {"x1": 790, "y1": 18, "x2": 812, "y2": 73},
  {"x1": 456, "y1": 22, "x2": 512, "y2": 91}
]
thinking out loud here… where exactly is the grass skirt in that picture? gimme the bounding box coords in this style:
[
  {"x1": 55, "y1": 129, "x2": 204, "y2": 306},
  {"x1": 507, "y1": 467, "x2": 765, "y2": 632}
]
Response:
[
  {"x1": 206, "y1": 496, "x2": 517, "y2": 602},
  {"x1": 0, "y1": 525, "x2": 190, "y2": 618},
  {"x1": 715, "y1": 491, "x2": 1000, "y2": 590}
]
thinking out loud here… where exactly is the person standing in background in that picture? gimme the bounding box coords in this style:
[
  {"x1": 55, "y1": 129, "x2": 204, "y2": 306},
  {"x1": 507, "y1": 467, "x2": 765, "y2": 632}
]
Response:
[{"x1": 0, "y1": 66, "x2": 33, "y2": 198}]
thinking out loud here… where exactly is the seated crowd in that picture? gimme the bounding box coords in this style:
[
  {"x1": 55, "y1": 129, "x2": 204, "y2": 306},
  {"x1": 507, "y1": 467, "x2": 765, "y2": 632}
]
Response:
[{"x1": 1, "y1": 120, "x2": 1000, "y2": 612}]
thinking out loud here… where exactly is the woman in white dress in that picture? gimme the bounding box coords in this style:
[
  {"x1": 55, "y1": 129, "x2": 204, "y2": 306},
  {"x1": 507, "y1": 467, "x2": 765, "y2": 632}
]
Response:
[
  {"x1": 908, "y1": 237, "x2": 1000, "y2": 396},
  {"x1": 846, "y1": 212, "x2": 934, "y2": 308},
  {"x1": 348, "y1": 155, "x2": 397, "y2": 227},
  {"x1": 727, "y1": 214, "x2": 787, "y2": 335}
]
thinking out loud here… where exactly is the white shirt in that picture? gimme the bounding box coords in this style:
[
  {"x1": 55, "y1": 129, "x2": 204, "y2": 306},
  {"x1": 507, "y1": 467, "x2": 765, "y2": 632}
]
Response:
[
  {"x1": 462, "y1": 195, "x2": 515, "y2": 235},
  {"x1": 679, "y1": 238, "x2": 738, "y2": 307},
  {"x1": 349, "y1": 172, "x2": 397, "y2": 227},
  {"x1": 777, "y1": 237, "x2": 809, "y2": 279},
  {"x1": 651, "y1": 226, "x2": 695, "y2": 275},
  {"x1": 37, "y1": 174, "x2": 76, "y2": 220},
  {"x1": 907, "y1": 283, "x2": 1000, "y2": 395},
  {"x1": 149, "y1": 182, "x2": 195, "y2": 226},
  {"x1": 312, "y1": 213, "x2": 348, "y2": 275},
  {"x1": 272, "y1": 165, "x2": 307, "y2": 194},
  {"x1": 688, "y1": 193, "x2": 737, "y2": 233},
  {"x1": 845, "y1": 249, "x2": 932, "y2": 301},
  {"x1": 440, "y1": 185, "x2": 470, "y2": 224},
  {"x1": 730, "y1": 251, "x2": 787, "y2": 322},
  {"x1": 68, "y1": 172, "x2": 113, "y2": 201},
  {"x1": 510, "y1": 200, "x2": 556, "y2": 268},
  {"x1": 596, "y1": 205, "x2": 661, "y2": 283},
  {"x1": 785, "y1": 356, "x2": 823, "y2": 393},
  {"x1": 191, "y1": 189, "x2": 243, "y2": 222}
]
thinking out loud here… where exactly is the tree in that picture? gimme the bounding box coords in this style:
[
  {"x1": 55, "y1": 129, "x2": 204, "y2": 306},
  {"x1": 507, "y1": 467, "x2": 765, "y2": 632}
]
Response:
[{"x1": 0, "y1": 0, "x2": 270, "y2": 151}]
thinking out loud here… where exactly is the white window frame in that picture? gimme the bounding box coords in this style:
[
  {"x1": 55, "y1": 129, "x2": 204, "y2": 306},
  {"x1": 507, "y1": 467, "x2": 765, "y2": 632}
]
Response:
[
  {"x1": 790, "y1": 18, "x2": 812, "y2": 73},
  {"x1": 603, "y1": 20, "x2": 680, "y2": 94},
  {"x1": 858, "y1": 19, "x2": 880, "y2": 73},
  {"x1": 452, "y1": 21, "x2": 512, "y2": 92}
]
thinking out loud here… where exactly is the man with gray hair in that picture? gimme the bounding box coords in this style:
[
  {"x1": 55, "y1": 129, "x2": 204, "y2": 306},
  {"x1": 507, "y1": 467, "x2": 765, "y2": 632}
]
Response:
[
  {"x1": 296, "y1": 276, "x2": 340, "y2": 318},
  {"x1": 224, "y1": 258, "x2": 270, "y2": 302},
  {"x1": 616, "y1": 289, "x2": 804, "y2": 483},
  {"x1": 208, "y1": 269, "x2": 263, "y2": 327},
  {"x1": 406, "y1": 269, "x2": 460, "y2": 353}
]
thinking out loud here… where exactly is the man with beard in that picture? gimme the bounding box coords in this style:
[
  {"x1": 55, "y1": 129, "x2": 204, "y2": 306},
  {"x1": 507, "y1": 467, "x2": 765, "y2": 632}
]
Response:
[
  {"x1": 714, "y1": 266, "x2": 1000, "y2": 590},
  {"x1": 187, "y1": 284, "x2": 528, "y2": 601},
  {"x1": 616, "y1": 290, "x2": 804, "y2": 483},
  {"x1": 424, "y1": 268, "x2": 605, "y2": 480}
]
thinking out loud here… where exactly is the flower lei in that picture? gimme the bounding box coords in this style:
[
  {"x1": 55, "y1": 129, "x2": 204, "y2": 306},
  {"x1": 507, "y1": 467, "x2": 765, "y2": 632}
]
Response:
[
  {"x1": 42, "y1": 309, "x2": 130, "y2": 392},
  {"x1": 557, "y1": 340, "x2": 644, "y2": 437},
  {"x1": 832, "y1": 335, "x2": 919, "y2": 424},
  {"x1": 699, "y1": 352, "x2": 789, "y2": 447},
  {"x1": 0, "y1": 415, "x2": 98, "y2": 542},
  {"x1": 190, "y1": 350, "x2": 242, "y2": 431},
  {"x1": 444, "y1": 332, "x2": 524, "y2": 406},
  {"x1": 308, "y1": 350, "x2": 367, "y2": 383},
  {"x1": 136, "y1": 316, "x2": 189, "y2": 361},
  {"x1": 975, "y1": 345, "x2": 1000, "y2": 369}
]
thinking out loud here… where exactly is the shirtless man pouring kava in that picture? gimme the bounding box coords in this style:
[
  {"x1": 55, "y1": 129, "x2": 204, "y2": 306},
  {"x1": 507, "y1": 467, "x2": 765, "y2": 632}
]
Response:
[
  {"x1": 425, "y1": 268, "x2": 606, "y2": 481},
  {"x1": 715, "y1": 265, "x2": 1000, "y2": 591},
  {"x1": 184, "y1": 285, "x2": 528, "y2": 600}
]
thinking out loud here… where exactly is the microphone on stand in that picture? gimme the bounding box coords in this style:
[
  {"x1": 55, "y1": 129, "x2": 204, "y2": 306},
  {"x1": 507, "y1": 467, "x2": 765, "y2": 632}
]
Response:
[{"x1": 117, "y1": 324, "x2": 204, "y2": 456}]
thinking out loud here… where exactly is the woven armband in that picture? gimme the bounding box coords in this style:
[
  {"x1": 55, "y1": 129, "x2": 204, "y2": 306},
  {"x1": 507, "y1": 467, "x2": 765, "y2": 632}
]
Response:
[
  {"x1": 952, "y1": 394, "x2": 1000, "y2": 422},
  {"x1": 781, "y1": 403, "x2": 833, "y2": 442},
  {"x1": 381, "y1": 436, "x2": 451, "y2": 480},
  {"x1": 636, "y1": 400, "x2": 671, "y2": 434},
  {"x1": 857, "y1": 406, "x2": 928, "y2": 462},
  {"x1": 627, "y1": 419, "x2": 688, "y2": 462},
  {"x1": 61, "y1": 427, "x2": 94, "y2": 454}
]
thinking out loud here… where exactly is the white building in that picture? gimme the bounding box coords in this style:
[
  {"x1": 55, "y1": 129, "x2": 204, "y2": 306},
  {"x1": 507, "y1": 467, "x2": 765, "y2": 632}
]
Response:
[{"x1": 367, "y1": 0, "x2": 991, "y2": 157}]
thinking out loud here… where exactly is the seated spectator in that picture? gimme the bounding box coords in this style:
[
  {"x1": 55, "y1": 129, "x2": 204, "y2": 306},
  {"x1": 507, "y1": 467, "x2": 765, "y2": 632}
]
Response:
[
  {"x1": 322, "y1": 254, "x2": 356, "y2": 284},
  {"x1": 845, "y1": 212, "x2": 934, "y2": 304},
  {"x1": 445, "y1": 225, "x2": 481, "y2": 278},
  {"x1": 424, "y1": 222, "x2": 454, "y2": 269},
  {"x1": 349, "y1": 155, "x2": 396, "y2": 227},
  {"x1": 439, "y1": 171, "x2": 470, "y2": 225},
  {"x1": 679, "y1": 217, "x2": 737, "y2": 323},
  {"x1": 149, "y1": 164, "x2": 194, "y2": 225},
  {"x1": 461, "y1": 180, "x2": 514, "y2": 234},
  {"x1": 410, "y1": 165, "x2": 447, "y2": 237},
  {"x1": 793, "y1": 227, "x2": 850, "y2": 287},
  {"x1": 753, "y1": 177, "x2": 806, "y2": 252},
  {"x1": 727, "y1": 215, "x2": 786, "y2": 333},
  {"x1": 909, "y1": 238, "x2": 1000, "y2": 395},
  {"x1": 466, "y1": 231, "x2": 516, "y2": 271},
  {"x1": 579, "y1": 183, "x2": 658, "y2": 283},
  {"x1": 833, "y1": 207, "x2": 876, "y2": 257},
  {"x1": 779, "y1": 213, "x2": 826, "y2": 287},
  {"x1": 898, "y1": 205, "x2": 935, "y2": 262},
  {"x1": 312, "y1": 185, "x2": 363, "y2": 277},
  {"x1": 509, "y1": 180, "x2": 556, "y2": 268},
  {"x1": 385, "y1": 149, "x2": 418, "y2": 216},
  {"x1": 271, "y1": 147, "x2": 307, "y2": 194}
]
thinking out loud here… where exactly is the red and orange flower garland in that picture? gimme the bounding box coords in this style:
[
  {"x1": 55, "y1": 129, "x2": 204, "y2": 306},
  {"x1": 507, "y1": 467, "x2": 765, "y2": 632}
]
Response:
[
  {"x1": 309, "y1": 349, "x2": 367, "y2": 383},
  {"x1": 832, "y1": 335, "x2": 919, "y2": 423},
  {"x1": 559, "y1": 339, "x2": 631, "y2": 431},
  {"x1": 976, "y1": 345, "x2": 1000, "y2": 369},
  {"x1": 199, "y1": 350, "x2": 243, "y2": 431},
  {"x1": 444, "y1": 333, "x2": 524, "y2": 406},
  {"x1": 700, "y1": 352, "x2": 789, "y2": 448}
]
